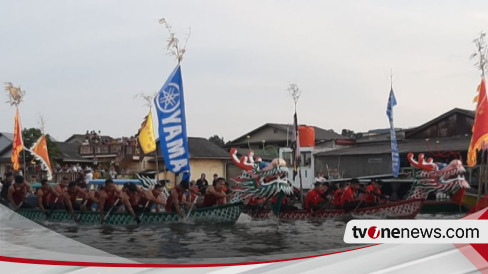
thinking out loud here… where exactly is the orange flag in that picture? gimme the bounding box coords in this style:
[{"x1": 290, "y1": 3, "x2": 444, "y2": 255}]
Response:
[
  {"x1": 468, "y1": 78, "x2": 488, "y2": 167},
  {"x1": 11, "y1": 108, "x2": 23, "y2": 170},
  {"x1": 30, "y1": 135, "x2": 53, "y2": 180}
]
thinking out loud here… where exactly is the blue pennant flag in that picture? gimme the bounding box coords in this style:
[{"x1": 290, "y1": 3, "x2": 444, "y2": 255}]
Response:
[
  {"x1": 154, "y1": 65, "x2": 191, "y2": 181},
  {"x1": 386, "y1": 88, "x2": 400, "y2": 177}
]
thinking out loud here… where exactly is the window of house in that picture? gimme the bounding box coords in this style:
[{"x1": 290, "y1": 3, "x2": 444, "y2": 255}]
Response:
[{"x1": 301, "y1": 152, "x2": 312, "y2": 167}]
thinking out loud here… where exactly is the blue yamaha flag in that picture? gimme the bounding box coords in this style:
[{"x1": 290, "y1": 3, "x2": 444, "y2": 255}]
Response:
[
  {"x1": 154, "y1": 65, "x2": 190, "y2": 181},
  {"x1": 386, "y1": 88, "x2": 400, "y2": 177}
]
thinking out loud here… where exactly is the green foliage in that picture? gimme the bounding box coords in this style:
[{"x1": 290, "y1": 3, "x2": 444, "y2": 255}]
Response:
[
  {"x1": 341, "y1": 129, "x2": 363, "y2": 139},
  {"x1": 209, "y1": 135, "x2": 225, "y2": 148}
]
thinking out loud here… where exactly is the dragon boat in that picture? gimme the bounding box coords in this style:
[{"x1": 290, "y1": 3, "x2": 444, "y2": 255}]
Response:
[
  {"x1": 243, "y1": 199, "x2": 424, "y2": 220},
  {"x1": 232, "y1": 150, "x2": 469, "y2": 221},
  {"x1": 15, "y1": 177, "x2": 243, "y2": 225},
  {"x1": 16, "y1": 202, "x2": 243, "y2": 225}
]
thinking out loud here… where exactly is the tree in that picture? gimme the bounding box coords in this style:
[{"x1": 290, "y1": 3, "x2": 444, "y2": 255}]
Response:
[
  {"x1": 209, "y1": 135, "x2": 225, "y2": 148},
  {"x1": 341, "y1": 129, "x2": 355, "y2": 138},
  {"x1": 341, "y1": 129, "x2": 363, "y2": 139},
  {"x1": 20, "y1": 128, "x2": 61, "y2": 165}
]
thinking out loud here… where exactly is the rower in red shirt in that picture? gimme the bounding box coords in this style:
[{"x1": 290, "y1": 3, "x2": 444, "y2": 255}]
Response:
[
  {"x1": 64, "y1": 181, "x2": 88, "y2": 220},
  {"x1": 361, "y1": 179, "x2": 383, "y2": 206},
  {"x1": 340, "y1": 178, "x2": 362, "y2": 211},
  {"x1": 305, "y1": 181, "x2": 327, "y2": 212},
  {"x1": 7, "y1": 175, "x2": 33, "y2": 210},
  {"x1": 333, "y1": 183, "x2": 345, "y2": 208},
  {"x1": 37, "y1": 179, "x2": 56, "y2": 214},
  {"x1": 139, "y1": 184, "x2": 166, "y2": 213},
  {"x1": 166, "y1": 180, "x2": 191, "y2": 218},
  {"x1": 202, "y1": 177, "x2": 227, "y2": 207}
]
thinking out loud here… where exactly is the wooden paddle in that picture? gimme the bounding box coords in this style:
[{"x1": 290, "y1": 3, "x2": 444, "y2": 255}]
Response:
[
  {"x1": 184, "y1": 195, "x2": 199, "y2": 220},
  {"x1": 102, "y1": 198, "x2": 119, "y2": 223},
  {"x1": 137, "y1": 201, "x2": 150, "y2": 222}
]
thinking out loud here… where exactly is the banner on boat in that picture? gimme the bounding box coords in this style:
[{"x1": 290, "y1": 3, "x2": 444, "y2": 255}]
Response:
[{"x1": 153, "y1": 65, "x2": 190, "y2": 179}]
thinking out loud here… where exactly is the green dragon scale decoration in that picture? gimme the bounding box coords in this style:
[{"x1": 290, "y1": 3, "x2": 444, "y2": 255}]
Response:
[{"x1": 229, "y1": 148, "x2": 293, "y2": 203}]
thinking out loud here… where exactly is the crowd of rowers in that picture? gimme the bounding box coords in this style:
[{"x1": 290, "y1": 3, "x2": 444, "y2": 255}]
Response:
[
  {"x1": 0, "y1": 172, "x2": 233, "y2": 224},
  {"x1": 245, "y1": 177, "x2": 390, "y2": 213},
  {"x1": 304, "y1": 178, "x2": 390, "y2": 212}
]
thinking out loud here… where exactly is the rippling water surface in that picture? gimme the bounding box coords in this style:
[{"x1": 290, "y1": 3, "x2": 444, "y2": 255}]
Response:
[{"x1": 38, "y1": 213, "x2": 464, "y2": 264}]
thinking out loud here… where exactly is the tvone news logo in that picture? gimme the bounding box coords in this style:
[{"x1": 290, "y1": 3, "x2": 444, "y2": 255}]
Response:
[
  {"x1": 353, "y1": 225, "x2": 382, "y2": 239},
  {"x1": 352, "y1": 225, "x2": 445, "y2": 239},
  {"x1": 345, "y1": 220, "x2": 485, "y2": 244}
]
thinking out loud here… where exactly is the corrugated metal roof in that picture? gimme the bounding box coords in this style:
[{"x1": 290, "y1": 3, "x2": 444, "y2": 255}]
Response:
[{"x1": 315, "y1": 135, "x2": 471, "y2": 156}]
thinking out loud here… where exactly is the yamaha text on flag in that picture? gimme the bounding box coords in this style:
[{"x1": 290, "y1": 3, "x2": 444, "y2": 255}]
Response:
[
  {"x1": 153, "y1": 65, "x2": 190, "y2": 180},
  {"x1": 386, "y1": 89, "x2": 400, "y2": 177}
]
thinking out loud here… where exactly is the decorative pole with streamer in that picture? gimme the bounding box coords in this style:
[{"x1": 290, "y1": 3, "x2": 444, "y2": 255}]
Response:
[{"x1": 5, "y1": 82, "x2": 26, "y2": 176}]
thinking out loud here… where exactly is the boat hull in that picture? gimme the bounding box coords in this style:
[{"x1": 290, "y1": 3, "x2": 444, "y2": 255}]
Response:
[
  {"x1": 16, "y1": 202, "x2": 243, "y2": 225},
  {"x1": 420, "y1": 200, "x2": 468, "y2": 214},
  {"x1": 244, "y1": 199, "x2": 424, "y2": 220}
]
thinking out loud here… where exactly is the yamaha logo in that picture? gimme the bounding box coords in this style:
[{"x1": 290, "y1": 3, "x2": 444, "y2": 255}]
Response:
[{"x1": 155, "y1": 82, "x2": 181, "y2": 113}]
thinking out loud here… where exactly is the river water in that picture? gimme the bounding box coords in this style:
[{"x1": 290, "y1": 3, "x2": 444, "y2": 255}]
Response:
[{"x1": 36, "y1": 212, "x2": 464, "y2": 264}]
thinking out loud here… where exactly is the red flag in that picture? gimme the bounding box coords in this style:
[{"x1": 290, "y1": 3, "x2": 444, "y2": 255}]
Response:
[
  {"x1": 468, "y1": 78, "x2": 488, "y2": 167},
  {"x1": 30, "y1": 135, "x2": 53, "y2": 180},
  {"x1": 11, "y1": 108, "x2": 23, "y2": 170}
]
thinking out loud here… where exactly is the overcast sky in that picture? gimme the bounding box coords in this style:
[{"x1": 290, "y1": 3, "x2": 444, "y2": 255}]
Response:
[{"x1": 1, "y1": 1, "x2": 488, "y2": 143}]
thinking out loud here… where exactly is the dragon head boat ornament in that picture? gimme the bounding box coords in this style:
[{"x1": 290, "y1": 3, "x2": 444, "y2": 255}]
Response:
[
  {"x1": 406, "y1": 153, "x2": 470, "y2": 203},
  {"x1": 229, "y1": 148, "x2": 294, "y2": 203}
]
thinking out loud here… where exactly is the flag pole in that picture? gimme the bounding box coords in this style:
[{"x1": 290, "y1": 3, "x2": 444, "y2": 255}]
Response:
[
  {"x1": 154, "y1": 147, "x2": 160, "y2": 182},
  {"x1": 477, "y1": 151, "x2": 485, "y2": 210},
  {"x1": 152, "y1": 107, "x2": 160, "y2": 183},
  {"x1": 296, "y1": 109, "x2": 304, "y2": 204}
]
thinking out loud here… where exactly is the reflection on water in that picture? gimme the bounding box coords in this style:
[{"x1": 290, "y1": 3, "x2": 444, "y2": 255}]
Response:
[{"x1": 39, "y1": 213, "x2": 464, "y2": 263}]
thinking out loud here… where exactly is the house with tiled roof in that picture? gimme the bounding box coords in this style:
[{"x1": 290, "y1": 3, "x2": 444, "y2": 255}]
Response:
[
  {"x1": 142, "y1": 137, "x2": 230, "y2": 184},
  {"x1": 226, "y1": 123, "x2": 351, "y2": 160},
  {"x1": 225, "y1": 123, "x2": 353, "y2": 187}
]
